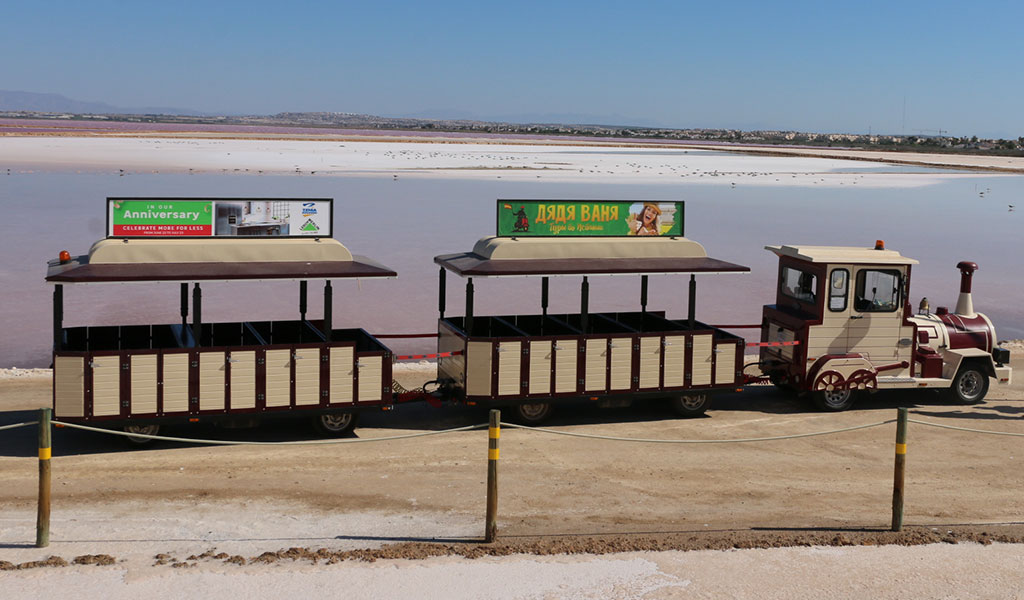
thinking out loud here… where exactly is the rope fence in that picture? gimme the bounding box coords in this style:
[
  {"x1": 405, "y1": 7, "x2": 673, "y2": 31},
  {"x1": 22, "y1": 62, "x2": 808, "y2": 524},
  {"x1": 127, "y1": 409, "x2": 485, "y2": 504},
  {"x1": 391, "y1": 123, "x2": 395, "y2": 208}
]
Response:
[
  {"x1": 51, "y1": 420, "x2": 487, "y2": 445},
  {"x1": 500, "y1": 419, "x2": 896, "y2": 444},
  {"x1": 0, "y1": 421, "x2": 37, "y2": 432},
  {"x1": 6, "y1": 405, "x2": 1024, "y2": 547}
]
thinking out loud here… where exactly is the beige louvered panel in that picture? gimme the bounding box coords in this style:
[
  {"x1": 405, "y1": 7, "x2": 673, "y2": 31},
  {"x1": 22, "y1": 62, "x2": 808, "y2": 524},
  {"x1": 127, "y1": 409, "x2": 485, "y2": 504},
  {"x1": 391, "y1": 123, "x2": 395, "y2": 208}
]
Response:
[
  {"x1": 609, "y1": 339, "x2": 631, "y2": 391},
  {"x1": 497, "y1": 341, "x2": 521, "y2": 396},
  {"x1": 584, "y1": 338, "x2": 607, "y2": 392},
  {"x1": 357, "y1": 356, "x2": 382, "y2": 403},
  {"x1": 199, "y1": 352, "x2": 226, "y2": 411},
  {"x1": 465, "y1": 341, "x2": 493, "y2": 397},
  {"x1": 714, "y1": 343, "x2": 737, "y2": 385},
  {"x1": 265, "y1": 349, "x2": 292, "y2": 407},
  {"x1": 229, "y1": 351, "x2": 256, "y2": 409},
  {"x1": 690, "y1": 335, "x2": 713, "y2": 386},
  {"x1": 54, "y1": 356, "x2": 85, "y2": 418},
  {"x1": 329, "y1": 346, "x2": 354, "y2": 404},
  {"x1": 528, "y1": 341, "x2": 551, "y2": 395},
  {"x1": 638, "y1": 337, "x2": 661, "y2": 389},
  {"x1": 663, "y1": 335, "x2": 686, "y2": 387},
  {"x1": 129, "y1": 355, "x2": 158, "y2": 415},
  {"x1": 553, "y1": 340, "x2": 577, "y2": 393},
  {"x1": 162, "y1": 353, "x2": 190, "y2": 413},
  {"x1": 294, "y1": 348, "x2": 320, "y2": 406},
  {"x1": 91, "y1": 355, "x2": 121, "y2": 417}
]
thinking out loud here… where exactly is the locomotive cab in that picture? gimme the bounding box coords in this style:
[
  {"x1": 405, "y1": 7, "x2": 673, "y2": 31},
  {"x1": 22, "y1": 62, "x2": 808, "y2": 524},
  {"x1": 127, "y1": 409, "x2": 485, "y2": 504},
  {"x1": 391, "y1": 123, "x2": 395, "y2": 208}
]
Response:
[{"x1": 760, "y1": 243, "x2": 1011, "y2": 411}]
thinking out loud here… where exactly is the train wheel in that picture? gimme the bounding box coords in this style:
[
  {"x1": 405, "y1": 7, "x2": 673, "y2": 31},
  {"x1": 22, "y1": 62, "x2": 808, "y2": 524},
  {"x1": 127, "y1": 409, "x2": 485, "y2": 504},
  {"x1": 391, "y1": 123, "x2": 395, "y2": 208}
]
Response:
[
  {"x1": 313, "y1": 412, "x2": 358, "y2": 437},
  {"x1": 812, "y1": 389, "x2": 855, "y2": 412},
  {"x1": 946, "y1": 365, "x2": 989, "y2": 404},
  {"x1": 669, "y1": 393, "x2": 710, "y2": 417},
  {"x1": 513, "y1": 402, "x2": 552, "y2": 425},
  {"x1": 123, "y1": 424, "x2": 160, "y2": 445}
]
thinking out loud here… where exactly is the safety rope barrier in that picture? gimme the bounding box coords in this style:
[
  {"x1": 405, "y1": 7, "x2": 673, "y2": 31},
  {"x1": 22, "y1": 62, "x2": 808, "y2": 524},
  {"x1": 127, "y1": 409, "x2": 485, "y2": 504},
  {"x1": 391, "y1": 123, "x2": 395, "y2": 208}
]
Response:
[
  {"x1": 499, "y1": 419, "x2": 896, "y2": 443},
  {"x1": 908, "y1": 418, "x2": 1024, "y2": 438},
  {"x1": 394, "y1": 350, "x2": 462, "y2": 361},
  {"x1": 51, "y1": 420, "x2": 487, "y2": 445},
  {"x1": 0, "y1": 421, "x2": 37, "y2": 432}
]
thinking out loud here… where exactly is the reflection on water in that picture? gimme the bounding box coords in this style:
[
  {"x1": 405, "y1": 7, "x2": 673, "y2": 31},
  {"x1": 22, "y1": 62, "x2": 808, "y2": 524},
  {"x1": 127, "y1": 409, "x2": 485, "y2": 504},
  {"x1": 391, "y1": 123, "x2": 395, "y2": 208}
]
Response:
[{"x1": 1, "y1": 171, "x2": 1021, "y2": 367}]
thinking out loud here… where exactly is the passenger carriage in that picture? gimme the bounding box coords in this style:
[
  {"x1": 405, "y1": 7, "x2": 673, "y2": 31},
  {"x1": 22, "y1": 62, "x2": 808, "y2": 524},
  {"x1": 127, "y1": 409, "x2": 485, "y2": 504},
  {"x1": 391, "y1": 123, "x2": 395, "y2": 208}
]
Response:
[{"x1": 46, "y1": 198, "x2": 395, "y2": 440}]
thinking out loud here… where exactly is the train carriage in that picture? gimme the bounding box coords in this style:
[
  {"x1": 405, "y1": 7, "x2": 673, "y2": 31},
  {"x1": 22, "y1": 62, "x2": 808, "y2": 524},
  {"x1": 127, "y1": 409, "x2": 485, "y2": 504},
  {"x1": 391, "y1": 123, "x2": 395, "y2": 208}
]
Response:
[
  {"x1": 46, "y1": 198, "x2": 396, "y2": 440},
  {"x1": 431, "y1": 200, "x2": 751, "y2": 423}
]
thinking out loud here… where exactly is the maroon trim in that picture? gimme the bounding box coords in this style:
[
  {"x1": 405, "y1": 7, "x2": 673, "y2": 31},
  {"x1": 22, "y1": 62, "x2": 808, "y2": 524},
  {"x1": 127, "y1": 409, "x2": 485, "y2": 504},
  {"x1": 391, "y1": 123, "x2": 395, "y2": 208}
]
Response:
[
  {"x1": 120, "y1": 352, "x2": 130, "y2": 418},
  {"x1": 256, "y1": 348, "x2": 267, "y2": 411},
  {"x1": 156, "y1": 353, "x2": 164, "y2": 416},
  {"x1": 434, "y1": 253, "x2": 749, "y2": 277},
  {"x1": 46, "y1": 258, "x2": 396, "y2": 283},
  {"x1": 319, "y1": 348, "x2": 330, "y2": 406}
]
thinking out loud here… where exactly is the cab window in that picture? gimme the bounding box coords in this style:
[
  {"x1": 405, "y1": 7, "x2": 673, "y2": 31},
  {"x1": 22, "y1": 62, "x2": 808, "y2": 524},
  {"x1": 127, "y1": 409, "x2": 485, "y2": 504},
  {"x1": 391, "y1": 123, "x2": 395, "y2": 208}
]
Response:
[
  {"x1": 854, "y1": 269, "x2": 901, "y2": 312},
  {"x1": 829, "y1": 269, "x2": 849, "y2": 312},
  {"x1": 780, "y1": 266, "x2": 817, "y2": 304}
]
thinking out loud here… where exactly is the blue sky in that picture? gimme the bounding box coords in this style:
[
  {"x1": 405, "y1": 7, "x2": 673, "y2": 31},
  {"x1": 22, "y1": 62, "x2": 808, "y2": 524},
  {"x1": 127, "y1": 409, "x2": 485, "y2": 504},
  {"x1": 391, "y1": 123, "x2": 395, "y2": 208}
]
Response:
[{"x1": 3, "y1": 0, "x2": 1022, "y2": 137}]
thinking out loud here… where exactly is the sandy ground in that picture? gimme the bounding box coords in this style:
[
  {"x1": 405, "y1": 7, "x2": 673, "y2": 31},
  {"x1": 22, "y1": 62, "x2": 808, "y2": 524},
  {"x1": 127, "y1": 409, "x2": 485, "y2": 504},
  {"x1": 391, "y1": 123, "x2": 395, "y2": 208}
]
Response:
[
  {"x1": 2, "y1": 353, "x2": 1024, "y2": 596},
  {"x1": 0, "y1": 136, "x2": 1012, "y2": 188}
]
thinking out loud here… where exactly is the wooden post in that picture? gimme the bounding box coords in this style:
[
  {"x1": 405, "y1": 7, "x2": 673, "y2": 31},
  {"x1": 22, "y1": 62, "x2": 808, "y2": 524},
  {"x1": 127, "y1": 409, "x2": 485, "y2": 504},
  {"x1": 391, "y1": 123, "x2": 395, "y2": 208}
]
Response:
[
  {"x1": 36, "y1": 407, "x2": 52, "y2": 548},
  {"x1": 438, "y1": 267, "x2": 447, "y2": 320},
  {"x1": 891, "y1": 407, "x2": 908, "y2": 532},
  {"x1": 485, "y1": 409, "x2": 500, "y2": 543}
]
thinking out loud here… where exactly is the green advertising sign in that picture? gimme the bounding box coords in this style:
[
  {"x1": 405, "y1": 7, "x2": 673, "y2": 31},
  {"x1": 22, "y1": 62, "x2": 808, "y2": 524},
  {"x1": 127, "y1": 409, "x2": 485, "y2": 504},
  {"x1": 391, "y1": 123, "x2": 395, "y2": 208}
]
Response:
[
  {"x1": 496, "y1": 200, "x2": 684, "y2": 237},
  {"x1": 107, "y1": 198, "x2": 334, "y2": 238},
  {"x1": 110, "y1": 200, "x2": 213, "y2": 236}
]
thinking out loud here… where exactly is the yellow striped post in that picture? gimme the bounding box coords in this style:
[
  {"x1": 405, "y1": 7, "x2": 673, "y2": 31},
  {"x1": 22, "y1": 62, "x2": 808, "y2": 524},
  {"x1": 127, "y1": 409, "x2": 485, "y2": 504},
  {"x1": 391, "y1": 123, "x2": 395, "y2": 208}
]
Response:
[
  {"x1": 485, "y1": 409, "x2": 500, "y2": 543},
  {"x1": 891, "y1": 407, "x2": 908, "y2": 532},
  {"x1": 36, "y1": 407, "x2": 52, "y2": 548}
]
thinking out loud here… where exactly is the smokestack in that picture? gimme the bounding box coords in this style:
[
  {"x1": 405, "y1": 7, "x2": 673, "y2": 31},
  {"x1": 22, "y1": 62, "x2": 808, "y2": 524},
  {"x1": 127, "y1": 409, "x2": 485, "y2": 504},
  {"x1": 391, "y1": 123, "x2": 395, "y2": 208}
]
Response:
[{"x1": 955, "y1": 261, "x2": 978, "y2": 317}]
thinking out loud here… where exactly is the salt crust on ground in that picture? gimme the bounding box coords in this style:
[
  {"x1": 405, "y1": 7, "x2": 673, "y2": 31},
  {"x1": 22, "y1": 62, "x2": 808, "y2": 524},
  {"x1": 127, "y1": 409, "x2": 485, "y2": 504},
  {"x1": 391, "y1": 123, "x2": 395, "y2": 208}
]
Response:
[{"x1": 0, "y1": 137, "x2": 1003, "y2": 188}]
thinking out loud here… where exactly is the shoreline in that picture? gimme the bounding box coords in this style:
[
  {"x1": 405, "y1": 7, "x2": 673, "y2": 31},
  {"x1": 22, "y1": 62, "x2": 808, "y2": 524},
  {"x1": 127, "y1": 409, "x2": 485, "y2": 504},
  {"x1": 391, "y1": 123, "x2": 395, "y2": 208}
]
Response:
[{"x1": 3, "y1": 126, "x2": 1024, "y2": 174}]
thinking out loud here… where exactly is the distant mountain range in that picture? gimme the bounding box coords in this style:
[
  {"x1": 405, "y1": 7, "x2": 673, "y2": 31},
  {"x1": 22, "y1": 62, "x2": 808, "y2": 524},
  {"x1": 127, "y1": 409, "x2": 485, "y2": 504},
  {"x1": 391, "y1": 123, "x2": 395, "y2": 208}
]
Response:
[{"x1": 0, "y1": 90, "x2": 204, "y2": 116}]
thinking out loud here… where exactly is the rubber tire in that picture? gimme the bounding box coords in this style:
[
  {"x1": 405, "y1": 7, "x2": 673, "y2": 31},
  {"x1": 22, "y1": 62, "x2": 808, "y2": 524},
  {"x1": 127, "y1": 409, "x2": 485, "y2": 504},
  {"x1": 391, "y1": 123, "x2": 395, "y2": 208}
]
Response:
[
  {"x1": 669, "y1": 393, "x2": 710, "y2": 417},
  {"x1": 123, "y1": 424, "x2": 160, "y2": 445},
  {"x1": 812, "y1": 389, "x2": 856, "y2": 412},
  {"x1": 946, "y1": 365, "x2": 990, "y2": 404},
  {"x1": 512, "y1": 402, "x2": 553, "y2": 425},
  {"x1": 313, "y1": 412, "x2": 358, "y2": 437}
]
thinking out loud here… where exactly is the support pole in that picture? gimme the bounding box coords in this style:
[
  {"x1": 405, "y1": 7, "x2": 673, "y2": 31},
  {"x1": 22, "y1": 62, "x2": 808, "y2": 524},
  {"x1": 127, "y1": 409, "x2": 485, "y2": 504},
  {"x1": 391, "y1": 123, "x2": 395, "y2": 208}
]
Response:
[
  {"x1": 891, "y1": 407, "x2": 908, "y2": 532},
  {"x1": 192, "y1": 283, "x2": 202, "y2": 347},
  {"x1": 580, "y1": 276, "x2": 589, "y2": 333},
  {"x1": 485, "y1": 409, "x2": 500, "y2": 543},
  {"x1": 36, "y1": 407, "x2": 52, "y2": 548},
  {"x1": 438, "y1": 268, "x2": 447, "y2": 320},
  {"x1": 299, "y1": 280, "x2": 308, "y2": 321},
  {"x1": 323, "y1": 281, "x2": 333, "y2": 342},
  {"x1": 541, "y1": 277, "x2": 549, "y2": 317},
  {"x1": 179, "y1": 283, "x2": 189, "y2": 328},
  {"x1": 640, "y1": 275, "x2": 648, "y2": 315},
  {"x1": 52, "y1": 285, "x2": 63, "y2": 352},
  {"x1": 465, "y1": 278, "x2": 474, "y2": 334},
  {"x1": 687, "y1": 274, "x2": 696, "y2": 329}
]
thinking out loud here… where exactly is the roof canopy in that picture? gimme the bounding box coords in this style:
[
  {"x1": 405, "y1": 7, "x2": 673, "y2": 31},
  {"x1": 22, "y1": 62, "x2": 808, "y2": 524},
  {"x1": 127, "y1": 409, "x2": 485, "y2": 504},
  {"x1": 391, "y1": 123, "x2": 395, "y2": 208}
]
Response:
[
  {"x1": 435, "y1": 236, "x2": 749, "y2": 277},
  {"x1": 46, "y1": 238, "x2": 395, "y2": 284},
  {"x1": 766, "y1": 244, "x2": 919, "y2": 265}
]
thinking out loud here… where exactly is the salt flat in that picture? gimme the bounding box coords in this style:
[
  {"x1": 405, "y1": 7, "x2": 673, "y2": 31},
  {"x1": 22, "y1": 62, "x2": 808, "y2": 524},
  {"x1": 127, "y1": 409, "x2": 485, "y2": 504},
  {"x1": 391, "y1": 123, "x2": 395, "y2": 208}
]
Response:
[{"x1": 0, "y1": 136, "x2": 995, "y2": 188}]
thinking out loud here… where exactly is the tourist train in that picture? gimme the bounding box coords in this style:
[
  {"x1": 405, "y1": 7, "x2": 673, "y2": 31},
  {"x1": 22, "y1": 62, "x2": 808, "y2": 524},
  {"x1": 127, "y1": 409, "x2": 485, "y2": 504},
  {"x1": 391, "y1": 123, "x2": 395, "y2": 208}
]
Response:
[{"x1": 44, "y1": 198, "x2": 1013, "y2": 441}]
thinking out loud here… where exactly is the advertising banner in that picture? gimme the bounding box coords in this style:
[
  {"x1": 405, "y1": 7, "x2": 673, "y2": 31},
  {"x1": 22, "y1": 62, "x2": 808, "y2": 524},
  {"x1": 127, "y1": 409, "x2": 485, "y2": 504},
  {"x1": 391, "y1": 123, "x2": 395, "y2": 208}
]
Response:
[
  {"x1": 496, "y1": 200, "x2": 684, "y2": 237},
  {"x1": 107, "y1": 198, "x2": 333, "y2": 238}
]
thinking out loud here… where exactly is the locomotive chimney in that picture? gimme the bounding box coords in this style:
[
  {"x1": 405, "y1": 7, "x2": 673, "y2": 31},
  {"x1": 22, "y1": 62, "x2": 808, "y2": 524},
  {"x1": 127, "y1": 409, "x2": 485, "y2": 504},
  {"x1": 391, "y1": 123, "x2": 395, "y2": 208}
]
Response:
[{"x1": 955, "y1": 261, "x2": 978, "y2": 317}]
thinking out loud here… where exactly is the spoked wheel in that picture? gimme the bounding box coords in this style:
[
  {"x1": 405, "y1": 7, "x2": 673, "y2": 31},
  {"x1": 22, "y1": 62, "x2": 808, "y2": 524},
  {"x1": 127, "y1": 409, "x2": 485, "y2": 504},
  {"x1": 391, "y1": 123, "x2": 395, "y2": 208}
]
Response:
[
  {"x1": 123, "y1": 424, "x2": 160, "y2": 445},
  {"x1": 812, "y1": 388, "x2": 855, "y2": 412},
  {"x1": 313, "y1": 412, "x2": 358, "y2": 437},
  {"x1": 512, "y1": 402, "x2": 553, "y2": 425},
  {"x1": 946, "y1": 365, "x2": 989, "y2": 404},
  {"x1": 669, "y1": 393, "x2": 710, "y2": 417}
]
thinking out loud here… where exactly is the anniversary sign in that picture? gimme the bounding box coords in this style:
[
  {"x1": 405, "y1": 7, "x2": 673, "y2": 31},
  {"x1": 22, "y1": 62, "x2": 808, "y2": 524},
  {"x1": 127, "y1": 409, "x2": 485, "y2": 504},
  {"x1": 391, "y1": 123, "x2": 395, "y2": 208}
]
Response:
[
  {"x1": 107, "y1": 198, "x2": 333, "y2": 238},
  {"x1": 496, "y1": 200, "x2": 684, "y2": 237}
]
